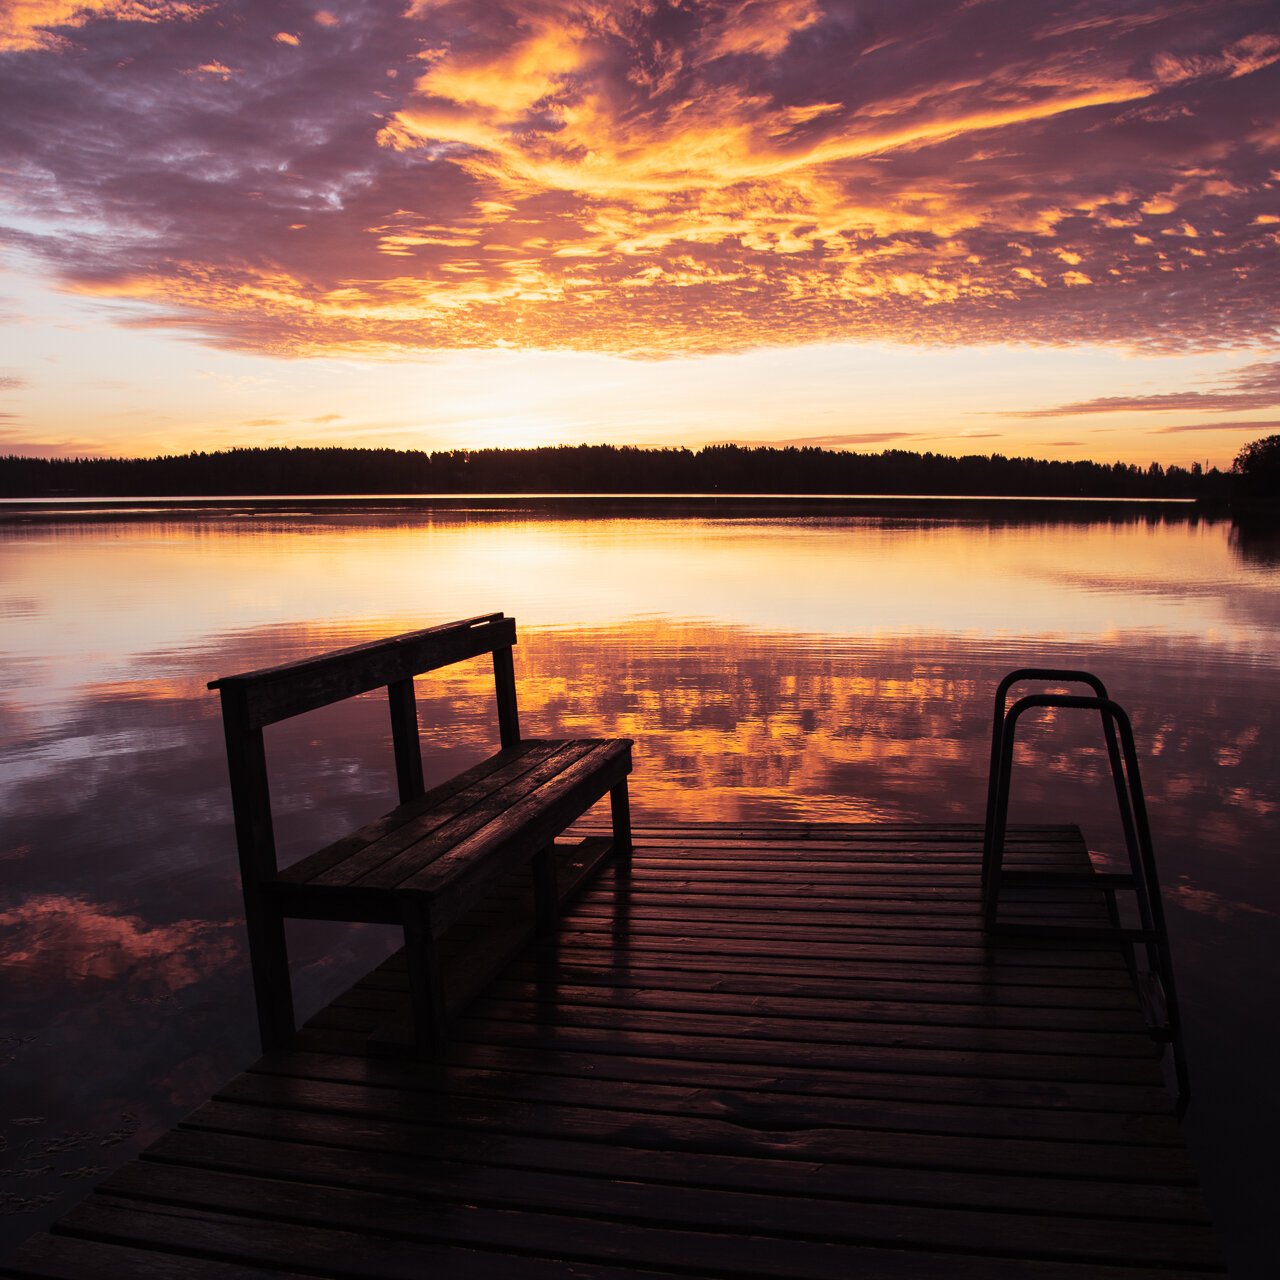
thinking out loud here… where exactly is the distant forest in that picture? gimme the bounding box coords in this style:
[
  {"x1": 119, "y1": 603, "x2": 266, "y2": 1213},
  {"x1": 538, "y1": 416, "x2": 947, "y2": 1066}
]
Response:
[{"x1": 0, "y1": 443, "x2": 1232, "y2": 499}]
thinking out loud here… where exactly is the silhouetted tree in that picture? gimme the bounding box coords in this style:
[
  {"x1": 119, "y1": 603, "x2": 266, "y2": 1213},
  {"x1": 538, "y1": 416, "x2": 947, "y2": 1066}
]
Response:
[
  {"x1": 0, "y1": 444, "x2": 1227, "y2": 500},
  {"x1": 1232, "y1": 434, "x2": 1280, "y2": 499}
]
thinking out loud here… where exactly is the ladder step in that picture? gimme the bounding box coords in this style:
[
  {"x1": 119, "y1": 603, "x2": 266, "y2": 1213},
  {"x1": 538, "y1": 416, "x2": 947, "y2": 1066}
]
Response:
[
  {"x1": 987, "y1": 923, "x2": 1161, "y2": 944},
  {"x1": 999, "y1": 870, "x2": 1137, "y2": 890}
]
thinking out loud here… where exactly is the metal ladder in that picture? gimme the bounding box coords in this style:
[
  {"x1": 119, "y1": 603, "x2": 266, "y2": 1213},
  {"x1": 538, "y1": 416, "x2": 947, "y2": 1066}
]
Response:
[{"x1": 982, "y1": 668, "x2": 1190, "y2": 1112}]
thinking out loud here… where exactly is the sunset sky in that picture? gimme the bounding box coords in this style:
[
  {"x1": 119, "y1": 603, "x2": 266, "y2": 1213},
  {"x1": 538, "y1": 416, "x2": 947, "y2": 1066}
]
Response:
[{"x1": 1, "y1": 0, "x2": 1277, "y2": 466}]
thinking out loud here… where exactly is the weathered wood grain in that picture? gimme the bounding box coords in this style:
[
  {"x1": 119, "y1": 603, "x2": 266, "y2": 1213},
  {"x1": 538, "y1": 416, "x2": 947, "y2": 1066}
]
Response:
[{"x1": 4, "y1": 825, "x2": 1220, "y2": 1278}]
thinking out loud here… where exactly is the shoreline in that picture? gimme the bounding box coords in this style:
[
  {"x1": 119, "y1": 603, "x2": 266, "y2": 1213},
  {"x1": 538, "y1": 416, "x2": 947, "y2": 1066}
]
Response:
[{"x1": 0, "y1": 491, "x2": 1205, "y2": 525}]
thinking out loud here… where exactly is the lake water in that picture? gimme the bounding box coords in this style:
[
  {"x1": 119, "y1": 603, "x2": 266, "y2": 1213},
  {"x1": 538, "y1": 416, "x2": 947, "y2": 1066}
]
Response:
[{"x1": 1, "y1": 497, "x2": 1276, "y2": 1273}]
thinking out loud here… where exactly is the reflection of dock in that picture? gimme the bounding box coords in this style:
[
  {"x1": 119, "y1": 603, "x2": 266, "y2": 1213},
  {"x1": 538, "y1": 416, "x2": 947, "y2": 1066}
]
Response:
[{"x1": 4, "y1": 824, "x2": 1221, "y2": 1277}]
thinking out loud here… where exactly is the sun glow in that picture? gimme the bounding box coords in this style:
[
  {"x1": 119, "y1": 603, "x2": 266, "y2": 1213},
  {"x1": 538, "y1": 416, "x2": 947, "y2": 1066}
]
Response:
[{"x1": 0, "y1": 1, "x2": 1276, "y2": 462}]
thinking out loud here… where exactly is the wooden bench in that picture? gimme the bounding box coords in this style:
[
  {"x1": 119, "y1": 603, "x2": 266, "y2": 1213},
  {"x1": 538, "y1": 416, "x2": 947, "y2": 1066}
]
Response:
[{"x1": 209, "y1": 613, "x2": 633, "y2": 1057}]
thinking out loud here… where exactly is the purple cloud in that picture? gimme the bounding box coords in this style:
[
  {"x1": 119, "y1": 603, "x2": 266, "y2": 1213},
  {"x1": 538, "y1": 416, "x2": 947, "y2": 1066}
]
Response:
[
  {"x1": 1, "y1": 1, "x2": 1277, "y2": 357},
  {"x1": 1153, "y1": 418, "x2": 1280, "y2": 433},
  {"x1": 1017, "y1": 359, "x2": 1280, "y2": 417},
  {"x1": 736, "y1": 431, "x2": 920, "y2": 447},
  {"x1": 0, "y1": 438, "x2": 101, "y2": 457}
]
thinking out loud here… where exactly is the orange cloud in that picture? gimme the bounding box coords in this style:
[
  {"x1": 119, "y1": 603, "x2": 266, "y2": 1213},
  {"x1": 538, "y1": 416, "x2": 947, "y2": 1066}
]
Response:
[
  {"x1": 0, "y1": 1, "x2": 201, "y2": 53},
  {"x1": 3, "y1": 1, "x2": 1278, "y2": 359},
  {"x1": 188, "y1": 59, "x2": 232, "y2": 79}
]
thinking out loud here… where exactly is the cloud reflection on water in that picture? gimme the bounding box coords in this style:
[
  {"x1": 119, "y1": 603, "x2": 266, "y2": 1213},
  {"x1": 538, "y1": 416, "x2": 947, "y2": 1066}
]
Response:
[
  {"x1": 0, "y1": 506, "x2": 1278, "y2": 1265},
  {"x1": 0, "y1": 895, "x2": 237, "y2": 995}
]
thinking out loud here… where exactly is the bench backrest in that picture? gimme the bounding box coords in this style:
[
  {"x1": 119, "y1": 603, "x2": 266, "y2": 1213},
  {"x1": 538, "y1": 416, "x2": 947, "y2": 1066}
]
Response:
[{"x1": 209, "y1": 613, "x2": 520, "y2": 877}]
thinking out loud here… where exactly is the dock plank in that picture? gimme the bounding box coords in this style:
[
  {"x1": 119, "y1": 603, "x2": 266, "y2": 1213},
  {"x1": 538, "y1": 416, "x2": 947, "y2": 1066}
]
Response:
[{"x1": 1, "y1": 824, "x2": 1221, "y2": 1277}]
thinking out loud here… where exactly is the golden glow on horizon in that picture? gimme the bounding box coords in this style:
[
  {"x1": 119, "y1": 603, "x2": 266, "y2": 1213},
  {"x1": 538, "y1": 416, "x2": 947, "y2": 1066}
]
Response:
[
  {"x1": 6, "y1": 512, "x2": 1272, "y2": 694},
  {"x1": 1, "y1": 2, "x2": 1277, "y2": 460},
  {"x1": 2, "y1": 280, "x2": 1273, "y2": 467}
]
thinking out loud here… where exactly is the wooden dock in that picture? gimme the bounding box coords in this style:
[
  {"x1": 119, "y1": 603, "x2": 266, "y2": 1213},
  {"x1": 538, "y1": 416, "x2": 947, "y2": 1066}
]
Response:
[{"x1": 2, "y1": 824, "x2": 1222, "y2": 1278}]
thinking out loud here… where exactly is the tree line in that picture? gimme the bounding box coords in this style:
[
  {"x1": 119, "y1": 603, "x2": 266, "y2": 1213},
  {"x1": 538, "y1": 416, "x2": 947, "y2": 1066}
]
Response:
[{"x1": 0, "y1": 442, "x2": 1239, "y2": 499}]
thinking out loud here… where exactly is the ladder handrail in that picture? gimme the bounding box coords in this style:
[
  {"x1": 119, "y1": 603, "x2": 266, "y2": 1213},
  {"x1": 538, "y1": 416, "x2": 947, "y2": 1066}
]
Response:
[
  {"x1": 983, "y1": 687, "x2": 1189, "y2": 1112},
  {"x1": 982, "y1": 670, "x2": 1136, "y2": 886}
]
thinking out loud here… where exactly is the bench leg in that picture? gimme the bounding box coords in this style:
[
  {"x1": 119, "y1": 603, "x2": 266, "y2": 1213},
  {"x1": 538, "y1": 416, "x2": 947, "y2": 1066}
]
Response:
[
  {"x1": 401, "y1": 901, "x2": 447, "y2": 1060},
  {"x1": 610, "y1": 777, "x2": 633, "y2": 857},
  {"x1": 244, "y1": 897, "x2": 295, "y2": 1053},
  {"x1": 533, "y1": 846, "x2": 559, "y2": 937}
]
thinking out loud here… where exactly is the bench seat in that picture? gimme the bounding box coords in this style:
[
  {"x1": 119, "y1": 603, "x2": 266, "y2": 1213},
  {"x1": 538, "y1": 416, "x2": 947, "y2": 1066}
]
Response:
[{"x1": 274, "y1": 738, "x2": 632, "y2": 930}]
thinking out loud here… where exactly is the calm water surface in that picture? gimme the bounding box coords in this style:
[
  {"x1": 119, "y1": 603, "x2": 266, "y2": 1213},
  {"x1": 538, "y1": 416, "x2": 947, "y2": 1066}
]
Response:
[{"x1": 1, "y1": 499, "x2": 1276, "y2": 1273}]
